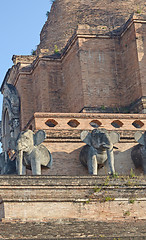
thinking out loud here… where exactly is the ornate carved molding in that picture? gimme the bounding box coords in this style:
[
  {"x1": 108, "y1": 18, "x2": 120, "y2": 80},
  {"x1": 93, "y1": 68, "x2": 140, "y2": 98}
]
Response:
[{"x1": 1, "y1": 83, "x2": 20, "y2": 151}]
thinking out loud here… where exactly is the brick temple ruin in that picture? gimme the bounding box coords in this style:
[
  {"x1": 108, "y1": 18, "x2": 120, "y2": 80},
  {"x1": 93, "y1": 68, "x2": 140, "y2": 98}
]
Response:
[{"x1": 0, "y1": 1, "x2": 146, "y2": 239}]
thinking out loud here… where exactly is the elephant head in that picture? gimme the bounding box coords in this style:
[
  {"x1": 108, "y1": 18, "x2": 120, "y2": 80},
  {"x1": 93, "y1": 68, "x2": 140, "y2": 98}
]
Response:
[
  {"x1": 9, "y1": 129, "x2": 52, "y2": 175},
  {"x1": 131, "y1": 131, "x2": 146, "y2": 174},
  {"x1": 81, "y1": 128, "x2": 119, "y2": 150},
  {"x1": 134, "y1": 131, "x2": 146, "y2": 148},
  {"x1": 80, "y1": 128, "x2": 120, "y2": 175},
  {"x1": 16, "y1": 129, "x2": 46, "y2": 153}
]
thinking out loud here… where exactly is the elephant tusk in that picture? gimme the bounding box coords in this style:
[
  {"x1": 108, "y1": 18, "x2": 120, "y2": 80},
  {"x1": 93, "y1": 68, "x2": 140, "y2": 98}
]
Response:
[
  {"x1": 106, "y1": 148, "x2": 115, "y2": 175},
  {"x1": 17, "y1": 150, "x2": 23, "y2": 175},
  {"x1": 102, "y1": 144, "x2": 110, "y2": 149}
]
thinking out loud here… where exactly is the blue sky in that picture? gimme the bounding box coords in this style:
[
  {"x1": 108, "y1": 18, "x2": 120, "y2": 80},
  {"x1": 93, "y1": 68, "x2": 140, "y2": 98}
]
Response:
[{"x1": 0, "y1": 0, "x2": 51, "y2": 117}]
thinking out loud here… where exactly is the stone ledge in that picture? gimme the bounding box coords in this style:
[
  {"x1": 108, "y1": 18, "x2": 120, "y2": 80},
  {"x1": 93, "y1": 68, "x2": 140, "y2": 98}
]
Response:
[
  {"x1": 0, "y1": 175, "x2": 145, "y2": 186},
  {"x1": 0, "y1": 219, "x2": 146, "y2": 239},
  {"x1": 0, "y1": 176, "x2": 145, "y2": 221}
]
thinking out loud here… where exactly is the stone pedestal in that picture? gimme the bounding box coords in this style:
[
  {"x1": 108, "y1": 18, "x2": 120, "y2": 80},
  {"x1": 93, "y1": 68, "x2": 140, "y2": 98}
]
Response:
[{"x1": 0, "y1": 176, "x2": 146, "y2": 222}]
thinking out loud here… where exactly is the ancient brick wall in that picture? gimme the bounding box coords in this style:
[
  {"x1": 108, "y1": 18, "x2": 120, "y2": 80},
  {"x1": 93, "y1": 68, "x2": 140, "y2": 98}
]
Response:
[
  {"x1": 31, "y1": 60, "x2": 64, "y2": 114},
  {"x1": 1, "y1": 1, "x2": 146, "y2": 145},
  {"x1": 41, "y1": 141, "x2": 137, "y2": 176},
  {"x1": 1, "y1": 17, "x2": 145, "y2": 131},
  {"x1": 16, "y1": 74, "x2": 34, "y2": 129},
  {"x1": 23, "y1": 113, "x2": 146, "y2": 176},
  {"x1": 116, "y1": 22, "x2": 142, "y2": 107},
  {"x1": 8, "y1": 58, "x2": 64, "y2": 129},
  {"x1": 0, "y1": 176, "x2": 146, "y2": 222},
  {"x1": 135, "y1": 22, "x2": 146, "y2": 98},
  {"x1": 78, "y1": 37, "x2": 120, "y2": 109},
  {"x1": 38, "y1": 0, "x2": 146, "y2": 54},
  {"x1": 62, "y1": 39, "x2": 84, "y2": 112},
  {"x1": 0, "y1": 220, "x2": 146, "y2": 239}
]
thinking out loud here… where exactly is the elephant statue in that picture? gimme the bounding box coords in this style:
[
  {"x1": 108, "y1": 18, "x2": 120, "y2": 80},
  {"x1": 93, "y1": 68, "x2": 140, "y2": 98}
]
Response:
[
  {"x1": 0, "y1": 152, "x2": 16, "y2": 175},
  {"x1": 0, "y1": 152, "x2": 6, "y2": 174},
  {"x1": 131, "y1": 131, "x2": 146, "y2": 175},
  {"x1": 9, "y1": 129, "x2": 53, "y2": 175},
  {"x1": 79, "y1": 128, "x2": 120, "y2": 175}
]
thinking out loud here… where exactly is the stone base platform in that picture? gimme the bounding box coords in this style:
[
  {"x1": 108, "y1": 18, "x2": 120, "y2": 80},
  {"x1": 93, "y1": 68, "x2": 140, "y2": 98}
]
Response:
[
  {"x1": 0, "y1": 176, "x2": 146, "y2": 222},
  {"x1": 0, "y1": 219, "x2": 146, "y2": 240},
  {"x1": 0, "y1": 175, "x2": 146, "y2": 239}
]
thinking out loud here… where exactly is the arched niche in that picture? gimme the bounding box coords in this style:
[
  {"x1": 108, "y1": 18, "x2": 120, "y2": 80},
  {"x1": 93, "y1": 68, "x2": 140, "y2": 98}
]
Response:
[
  {"x1": 1, "y1": 83, "x2": 20, "y2": 153},
  {"x1": 3, "y1": 109, "x2": 11, "y2": 151}
]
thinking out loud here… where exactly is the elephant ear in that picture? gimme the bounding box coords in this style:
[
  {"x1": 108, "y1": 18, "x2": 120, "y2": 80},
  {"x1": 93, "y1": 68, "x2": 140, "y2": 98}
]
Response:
[
  {"x1": 9, "y1": 138, "x2": 16, "y2": 151},
  {"x1": 109, "y1": 131, "x2": 120, "y2": 144},
  {"x1": 80, "y1": 130, "x2": 92, "y2": 146},
  {"x1": 134, "y1": 131, "x2": 144, "y2": 146},
  {"x1": 33, "y1": 130, "x2": 46, "y2": 146}
]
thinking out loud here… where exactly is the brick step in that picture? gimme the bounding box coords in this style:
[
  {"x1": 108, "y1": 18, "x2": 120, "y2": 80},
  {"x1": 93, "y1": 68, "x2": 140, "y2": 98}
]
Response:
[
  {"x1": 0, "y1": 175, "x2": 145, "y2": 202},
  {"x1": 0, "y1": 175, "x2": 145, "y2": 186},
  {"x1": 0, "y1": 219, "x2": 146, "y2": 239},
  {"x1": 0, "y1": 176, "x2": 145, "y2": 222}
]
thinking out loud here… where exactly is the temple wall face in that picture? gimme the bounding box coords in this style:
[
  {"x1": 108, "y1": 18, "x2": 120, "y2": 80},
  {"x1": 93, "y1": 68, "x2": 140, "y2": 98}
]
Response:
[
  {"x1": 13, "y1": 60, "x2": 63, "y2": 129},
  {"x1": 38, "y1": 0, "x2": 146, "y2": 54},
  {"x1": 22, "y1": 113, "x2": 146, "y2": 176},
  {"x1": 62, "y1": 40, "x2": 84, "y2": 112},
  {"x1": 119, "y1": 23, "x2": 142, "y2": 107},
  {"x1": 31, "y1": 60, "x2": 64, "y2": 114},
  {"x1": 78, "y1": 37, "x2": 120, "y2": 109},
  {"x1": 0, "y1": 1, "x2": 146, "y2": 234},
  {"x1": 16, "y1": 74, "x2": 34, "y2": 129},
  {"x1": 0, "y1": 176, "x2": 145, "y2": 223},
  {"x1": 2, "y1": 19, "x2": 145, "y2": 132},
  {"x1": 0, "y1": 1, "x2": 146, "y2": 178},
  {"x1": 39, "y1": 141, "x2": 137, "y2": 176},
  {"x1": 135, "y1": 22, "x2": 146, "y2": 99}
]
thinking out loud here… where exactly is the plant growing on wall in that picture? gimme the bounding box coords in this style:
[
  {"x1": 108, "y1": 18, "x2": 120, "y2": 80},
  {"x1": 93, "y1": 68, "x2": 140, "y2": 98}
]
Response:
[
  {"x1": 46, "y1": 11, "x2": 50, "y2": 17},
  {"x1": 54, "y1": 45, "x2": 59, "y2": 54},
  {"x1": 31, "y1": 49, "x2": 36, "y2": 56}
]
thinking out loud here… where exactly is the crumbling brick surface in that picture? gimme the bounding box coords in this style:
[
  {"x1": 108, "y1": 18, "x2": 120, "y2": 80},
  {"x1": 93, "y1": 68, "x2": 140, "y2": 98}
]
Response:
[
  {"x1": 38, "y1": 0, "x2": 146, "y2": 53},
  {"x1": 0, "y1": 176, "x2": 146, "y2": 223},
  {"x1": 0, "y1": 219, "x2": 146, "y2": 239}
]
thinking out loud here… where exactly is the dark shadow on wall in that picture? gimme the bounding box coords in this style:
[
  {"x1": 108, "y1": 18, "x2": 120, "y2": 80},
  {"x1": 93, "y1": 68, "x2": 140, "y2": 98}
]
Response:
[
  {"x1": 40, "y1": 145, "x2": 144, "y2": 176},
  {"x1": 136, "y1": 23, "x2": 146, "y2": 112},
  {"x1": 0, "y1": 200, "x2": 5, "y2": 220},
  {"x1": 43, "y1": 147, "x2": 89, "y2": 176}
]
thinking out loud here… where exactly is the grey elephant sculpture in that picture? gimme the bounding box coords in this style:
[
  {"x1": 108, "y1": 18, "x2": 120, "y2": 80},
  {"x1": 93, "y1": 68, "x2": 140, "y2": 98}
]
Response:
[
  {"x1": 0, "y1": 152, "x2": 16, "y2": 175},
  {"x1": 0, "y1": 152, "x2": 6, "y2": 174},
  {"x1": 79, "y1": 128, "x2": 120, "y2": 175},
  {"x1": 9, "y1": 129, "x2": 53, "y2": 175},
  {"x1": 131, "y1": 131, "x2": 146, "y2": 175}
]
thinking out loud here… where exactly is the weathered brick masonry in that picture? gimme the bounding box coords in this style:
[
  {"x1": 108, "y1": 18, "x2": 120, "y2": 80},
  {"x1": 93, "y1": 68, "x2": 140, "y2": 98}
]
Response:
[
  {"x1": 1, "y1": 13, "x2": 146, "y2": 175},
  {"x1": 0, "y1": 176, "x2": 145, "y2": 222},
  {"x1": 0, "y1": 1, "x2": 146, "y2": 238},
  {"x1": 2, "y1": 17, "x2": 146, "y2": 122},
  {"x1": 23, "y1": 112, "x2": 146, "y2": 176},
  {"x1": 38, "y1": 0, "x2": 146, "y2": 54}
]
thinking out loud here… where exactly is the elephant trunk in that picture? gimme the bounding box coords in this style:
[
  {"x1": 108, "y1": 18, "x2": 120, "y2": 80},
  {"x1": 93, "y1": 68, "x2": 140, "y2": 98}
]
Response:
[
  {"x1": 87, "y1": 155, "x2": 98, "y2": 175},
  {"x1": 16, "y1": 139, "x2": 24, "y2": 151},
  {"x1": 17, "y1": 150, "x2": 23, "y2": 175},
  {"x1": 141, "y1": 148, "x2": 146, "y2": 175},
  {"x1": 106, "y1": 146, "x2": 115, "y2": 175}
]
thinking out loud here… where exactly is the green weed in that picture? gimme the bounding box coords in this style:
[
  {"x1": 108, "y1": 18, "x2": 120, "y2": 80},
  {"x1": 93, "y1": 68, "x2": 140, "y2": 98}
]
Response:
[
  {"x1": 129, "y1": 168, "x2": 136, "y2": 178},
  {"x1": 54, "y1": 45, "x2": 59, "y2": 54},
  {"x1": 46, "y1": 11, "x2": 49, "y2": 17},
  {"x1": 101, "y1": 105, "x2": 105, "y2": 110},
  {"x1": 123, "y1": 210, "x2": 130, "y2": 216},
  {"x1": 31, "y1": 49, "x2": 36, "y2": 55}
]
